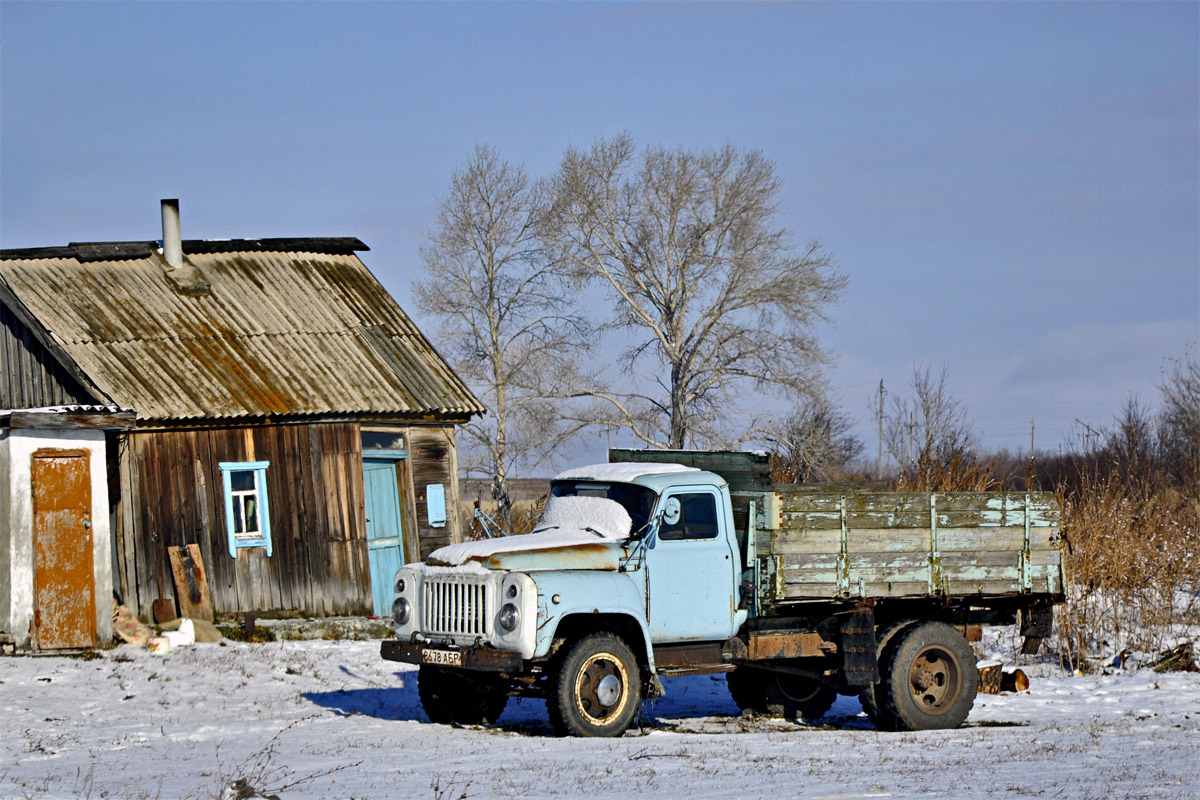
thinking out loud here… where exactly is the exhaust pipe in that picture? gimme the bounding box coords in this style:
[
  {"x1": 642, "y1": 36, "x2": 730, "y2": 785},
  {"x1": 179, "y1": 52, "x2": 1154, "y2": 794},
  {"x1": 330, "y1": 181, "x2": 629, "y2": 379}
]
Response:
[{"x1": 161, "y1": 199, "x2": 182, "y2": 268}]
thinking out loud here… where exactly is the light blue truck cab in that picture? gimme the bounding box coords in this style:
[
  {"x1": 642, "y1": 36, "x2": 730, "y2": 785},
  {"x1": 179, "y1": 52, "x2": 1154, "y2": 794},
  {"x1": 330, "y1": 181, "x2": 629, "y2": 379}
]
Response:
[{"x1": 381, "y1": 451, "x2": 1063, "y2": 737}]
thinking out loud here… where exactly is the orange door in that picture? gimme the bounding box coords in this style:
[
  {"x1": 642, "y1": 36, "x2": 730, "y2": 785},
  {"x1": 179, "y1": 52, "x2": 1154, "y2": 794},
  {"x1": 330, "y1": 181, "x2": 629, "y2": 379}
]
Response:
[{"x1": 32, "y1": 449, "x2": 95, "y2": 650}]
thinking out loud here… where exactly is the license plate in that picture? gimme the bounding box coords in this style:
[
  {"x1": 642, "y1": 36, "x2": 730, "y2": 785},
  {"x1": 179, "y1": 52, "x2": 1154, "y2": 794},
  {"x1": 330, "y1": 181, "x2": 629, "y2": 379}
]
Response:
[{"x1": 421, "y1": 647, "x2": 462, "y2": 666}]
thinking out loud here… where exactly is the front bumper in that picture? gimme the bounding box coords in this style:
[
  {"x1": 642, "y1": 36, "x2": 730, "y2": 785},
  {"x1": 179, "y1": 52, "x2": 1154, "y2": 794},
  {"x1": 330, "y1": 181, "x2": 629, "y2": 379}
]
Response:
[{"x1": 380, "y1": 640, "x2": 524, "y2": 672}]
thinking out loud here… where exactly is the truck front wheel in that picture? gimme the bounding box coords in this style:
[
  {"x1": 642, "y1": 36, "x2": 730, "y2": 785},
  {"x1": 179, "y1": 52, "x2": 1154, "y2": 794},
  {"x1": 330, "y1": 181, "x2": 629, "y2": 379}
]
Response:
[
  {"x1": 876, "y1": 621, "x2": 978, "y2": 731},
  {"x1": 417, "y1": 665, "x2": 508, "y2": 726},
  {"x1": 548, "y1": 633, "x2": 641, "y2": 737},
  {"x1": 727, "y1": 667, "x2": 837, "y2": 721}
]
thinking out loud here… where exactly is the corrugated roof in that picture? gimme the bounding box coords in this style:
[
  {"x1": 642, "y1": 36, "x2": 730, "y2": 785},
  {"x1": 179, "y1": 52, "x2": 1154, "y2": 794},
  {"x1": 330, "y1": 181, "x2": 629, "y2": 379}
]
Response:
[{"x1": 0, "y1": 240, "x2": 484, "y2": 422}]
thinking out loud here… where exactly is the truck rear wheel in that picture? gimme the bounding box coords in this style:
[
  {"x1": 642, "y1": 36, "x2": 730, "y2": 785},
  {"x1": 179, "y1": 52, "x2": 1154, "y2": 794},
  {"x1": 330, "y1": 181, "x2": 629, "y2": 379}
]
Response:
[
  {"x1": 417, "y1": 665, "x2": 508, "y2": 726},
  {"x1": 547, "y1": 633, "x2": 641, "y2": 737},
  {"x1": 876, "y1": 621, "x2": 978, "y2": 731},
  {"x1": 727, "y1": 667, "x2": 836, "y2": 721},
  {"x1": 858, "y1": 619, "x2": 917, "y2": 729}
]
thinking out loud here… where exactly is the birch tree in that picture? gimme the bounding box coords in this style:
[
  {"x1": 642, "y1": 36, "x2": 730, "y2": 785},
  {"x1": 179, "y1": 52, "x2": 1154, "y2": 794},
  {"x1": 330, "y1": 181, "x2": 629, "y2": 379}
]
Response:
[
  {"x1": 414, "y1": 145, "x2": 586, "y2": 520},
  {"x1": 544, "y1": 134, "x2": 845, "y2": 449}
]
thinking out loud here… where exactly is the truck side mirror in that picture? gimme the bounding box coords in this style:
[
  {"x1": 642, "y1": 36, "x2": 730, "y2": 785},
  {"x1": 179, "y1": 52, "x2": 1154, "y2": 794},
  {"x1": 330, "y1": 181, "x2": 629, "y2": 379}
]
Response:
[{"x1": 662, "y1": 497, "x2": 681, "y2": 526}]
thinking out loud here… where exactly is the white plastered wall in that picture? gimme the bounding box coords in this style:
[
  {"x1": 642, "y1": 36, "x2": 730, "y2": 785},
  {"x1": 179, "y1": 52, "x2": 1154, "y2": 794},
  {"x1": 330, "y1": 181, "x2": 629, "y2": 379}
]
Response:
[{"x1": 0, "y1": 428, "x2": 113, "y2": 650}]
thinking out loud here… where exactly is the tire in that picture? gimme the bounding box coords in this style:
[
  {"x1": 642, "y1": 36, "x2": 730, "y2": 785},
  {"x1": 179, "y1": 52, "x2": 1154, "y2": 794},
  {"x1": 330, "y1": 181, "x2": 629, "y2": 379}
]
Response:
[
  {"x1": 858, "y1": 619, "x2": 917, "y2": 730},
  {"x1": 876, "y1": 621, "x2": 978, "y2": 731},
  {"x1": 727, "y1": 667, "x2": 836, "y2": 721},
  {"x1": 726, "y1": 667, "x2": 764, "y2": 713},
  {"x1": 547, "y1": 633, "x2": 641, "y2": 737},
  {"x1": 417, "y1": 665, "x2": 508, "y2": 726}
]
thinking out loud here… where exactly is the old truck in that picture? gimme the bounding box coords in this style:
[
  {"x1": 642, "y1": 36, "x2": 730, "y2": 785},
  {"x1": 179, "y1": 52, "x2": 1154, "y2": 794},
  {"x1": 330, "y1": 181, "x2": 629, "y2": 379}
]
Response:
[{"x1": 381, "y1": 450, "x2": 1063, "y2": 737}]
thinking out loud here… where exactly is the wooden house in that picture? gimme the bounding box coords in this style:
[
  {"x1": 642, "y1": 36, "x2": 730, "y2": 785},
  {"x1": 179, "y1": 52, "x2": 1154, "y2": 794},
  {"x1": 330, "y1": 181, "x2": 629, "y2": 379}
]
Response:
[{"x1": 1, "y1": 201, "x2": 484, "y2": 645}]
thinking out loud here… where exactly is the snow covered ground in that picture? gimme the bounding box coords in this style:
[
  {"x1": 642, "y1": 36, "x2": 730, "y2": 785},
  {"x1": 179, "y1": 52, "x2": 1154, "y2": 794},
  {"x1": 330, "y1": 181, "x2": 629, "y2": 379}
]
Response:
[{"x1": 1, "y1": 636, "x2": 1197, "y2": 800}]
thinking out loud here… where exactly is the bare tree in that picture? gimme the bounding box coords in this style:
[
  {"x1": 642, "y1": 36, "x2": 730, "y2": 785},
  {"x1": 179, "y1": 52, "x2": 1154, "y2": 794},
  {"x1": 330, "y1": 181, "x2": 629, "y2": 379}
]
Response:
[
  {"x1": 884, "y1": 364, "x2": 977, "y2": 486},
  {"x1": 770, "y1": 394, "x2": 863, "y2": 483},
  {"x1": 1158, "y1": 352, "x2": 1200, "y2": 494},
  {"x1": 414, "y1": 145, "x2": 587, "y2": 520},
  {"x1": 1103, "y1": 396, "x2": 1158, "y2": 494},
  {"x1": 543, "y1": 134, "x2": 845, "y2": 449}
]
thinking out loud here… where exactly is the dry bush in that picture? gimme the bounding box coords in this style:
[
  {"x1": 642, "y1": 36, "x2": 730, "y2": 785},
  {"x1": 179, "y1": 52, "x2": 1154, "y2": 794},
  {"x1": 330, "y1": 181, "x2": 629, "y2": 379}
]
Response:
[
  {"x1": 894, "y1": 451, "x2": 999, "y2": 492},
  {"x1": 460, "y1": 495, "x2": 548, "y2": 540},
  {"x1": 1054, "y1": 475, "x2": 1200, "y2": 668}
]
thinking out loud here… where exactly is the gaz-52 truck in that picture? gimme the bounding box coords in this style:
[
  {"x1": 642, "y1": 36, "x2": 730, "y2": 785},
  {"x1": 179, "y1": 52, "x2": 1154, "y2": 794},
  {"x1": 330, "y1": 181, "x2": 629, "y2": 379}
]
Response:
[{"x1": 382, "y1": 450, "x2": 1063, "y2": 737}]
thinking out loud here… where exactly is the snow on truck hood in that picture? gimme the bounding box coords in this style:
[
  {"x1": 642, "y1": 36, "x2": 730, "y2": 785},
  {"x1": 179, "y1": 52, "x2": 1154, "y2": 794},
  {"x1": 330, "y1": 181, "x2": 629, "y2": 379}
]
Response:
[{"x1": 426, "y1": 495, "x2": 634, "y2": 570}]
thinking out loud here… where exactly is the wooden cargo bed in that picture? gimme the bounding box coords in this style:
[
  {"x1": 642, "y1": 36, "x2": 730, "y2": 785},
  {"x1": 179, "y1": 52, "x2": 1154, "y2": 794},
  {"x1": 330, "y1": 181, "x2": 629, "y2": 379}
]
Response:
[{"x1": 754, "y1": 489, "x2": 1062, "y2": 601}]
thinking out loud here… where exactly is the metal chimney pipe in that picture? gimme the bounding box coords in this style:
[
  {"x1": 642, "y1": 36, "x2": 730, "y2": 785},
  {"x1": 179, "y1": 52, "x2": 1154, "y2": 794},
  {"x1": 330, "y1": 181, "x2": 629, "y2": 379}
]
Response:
[{"x1": 161, "y1": 199, "x2": 182, "y2": 268}]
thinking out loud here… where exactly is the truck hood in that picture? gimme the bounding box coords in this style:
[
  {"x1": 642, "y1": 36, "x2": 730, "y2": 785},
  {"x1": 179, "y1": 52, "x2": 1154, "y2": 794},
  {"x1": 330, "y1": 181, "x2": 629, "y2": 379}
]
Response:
[
  {"x1": 437, "y1": 541, "x2": 623, "y2": 571},
  {"x1": 427, "y1": 495, "x2": 632, "y2": 571}
]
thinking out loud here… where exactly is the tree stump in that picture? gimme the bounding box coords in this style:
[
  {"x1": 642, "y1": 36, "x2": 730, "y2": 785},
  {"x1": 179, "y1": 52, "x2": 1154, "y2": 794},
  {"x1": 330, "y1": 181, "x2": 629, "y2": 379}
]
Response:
[{"x1": 978, "y1": 661, "x2": 1003, "y2": 694}]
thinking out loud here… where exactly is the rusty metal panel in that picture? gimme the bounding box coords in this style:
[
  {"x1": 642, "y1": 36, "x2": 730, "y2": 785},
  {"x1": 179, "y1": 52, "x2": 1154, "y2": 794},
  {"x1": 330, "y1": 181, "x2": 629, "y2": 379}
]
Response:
[
  {"x1": 0, "y1": 243, "x2": 484, "y2": 422},
  {"x1": 747, "y1": 631, "x2": 826, "y2": 660},
  {"x1": 31, "y1": 449, "x2": 96, "y2": 650}
]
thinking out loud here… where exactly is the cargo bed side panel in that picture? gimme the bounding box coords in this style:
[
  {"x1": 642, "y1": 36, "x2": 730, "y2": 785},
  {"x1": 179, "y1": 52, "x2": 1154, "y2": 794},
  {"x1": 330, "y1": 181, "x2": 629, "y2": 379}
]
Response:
[{"x1": 759, "y1": 490, "x2": 1062, "y2": 601}]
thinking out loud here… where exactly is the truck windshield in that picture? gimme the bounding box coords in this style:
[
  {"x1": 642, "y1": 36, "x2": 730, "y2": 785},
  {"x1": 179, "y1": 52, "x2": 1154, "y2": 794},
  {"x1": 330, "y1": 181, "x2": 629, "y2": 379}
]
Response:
[{"x1": 550, "y1": 481, "x2": 658, "y2": 536}]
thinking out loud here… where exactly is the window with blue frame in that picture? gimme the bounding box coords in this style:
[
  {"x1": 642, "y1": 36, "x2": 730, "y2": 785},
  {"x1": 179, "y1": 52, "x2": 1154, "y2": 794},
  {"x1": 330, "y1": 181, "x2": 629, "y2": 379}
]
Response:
[{"x1": 219, "y1": 461, "x2": 272, "y2": 557}]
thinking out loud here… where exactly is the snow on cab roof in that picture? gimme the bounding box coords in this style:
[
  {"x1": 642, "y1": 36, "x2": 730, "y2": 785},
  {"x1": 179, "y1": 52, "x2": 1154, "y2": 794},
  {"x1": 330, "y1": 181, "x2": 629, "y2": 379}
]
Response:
[{"x1": 554, "y1": 461, "x2": 699, "y2": 483}]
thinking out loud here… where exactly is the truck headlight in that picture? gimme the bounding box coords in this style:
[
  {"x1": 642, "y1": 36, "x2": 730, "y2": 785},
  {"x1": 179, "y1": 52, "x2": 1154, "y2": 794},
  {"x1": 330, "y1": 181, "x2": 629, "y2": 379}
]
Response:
[
  {"x1": 498, "y1": 603, "x2": 520, "y2": 632},
  {"x1": 392, "y1": 597, "x2": 411, "y2": 626},
  {"x1": 395, "y1": 577, "x2": 406, "y2": 594}
]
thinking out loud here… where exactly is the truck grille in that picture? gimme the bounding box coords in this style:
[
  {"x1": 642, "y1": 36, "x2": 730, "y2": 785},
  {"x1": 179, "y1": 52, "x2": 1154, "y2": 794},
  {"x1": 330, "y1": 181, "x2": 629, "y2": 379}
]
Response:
[{"x1": 421, "y1": 577, "x2": 491, "y2": 636}]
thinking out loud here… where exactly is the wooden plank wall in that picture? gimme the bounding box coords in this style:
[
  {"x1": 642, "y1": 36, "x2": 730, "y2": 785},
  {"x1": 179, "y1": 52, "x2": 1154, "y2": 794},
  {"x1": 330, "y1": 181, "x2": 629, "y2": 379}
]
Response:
[
  {"x1": 409, "y1": 425, "x2": 462, "y2": 560},
  {"x1": 1, "y1": 302, "x2": 96, "y2": 408},
  {"x1": 758, "y1": 490, "x2": 1062, "y2": 601},
  {"x1": 113, "y1": 421, "x2": 373, "y2": 620}
]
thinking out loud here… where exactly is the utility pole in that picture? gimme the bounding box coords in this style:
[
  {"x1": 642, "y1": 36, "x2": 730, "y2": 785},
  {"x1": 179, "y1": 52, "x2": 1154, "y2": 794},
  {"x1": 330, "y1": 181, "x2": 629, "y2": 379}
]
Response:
[
  {"x1": 1030, "y1": 418, "x2": 1035, "y2": 457},
  {"x1": 877, "y1": 380, "x2": 885, "y2": 476},
  {"x1": 1074, "y1": 418, "x2": 1102, "y2": 451}
]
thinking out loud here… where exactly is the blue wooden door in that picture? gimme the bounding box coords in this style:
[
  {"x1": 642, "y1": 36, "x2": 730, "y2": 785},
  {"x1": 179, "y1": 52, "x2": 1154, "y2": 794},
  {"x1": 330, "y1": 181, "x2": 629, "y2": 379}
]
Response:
[{"x1": 363, "y1": 458, "x2": 407, "y2": 616}]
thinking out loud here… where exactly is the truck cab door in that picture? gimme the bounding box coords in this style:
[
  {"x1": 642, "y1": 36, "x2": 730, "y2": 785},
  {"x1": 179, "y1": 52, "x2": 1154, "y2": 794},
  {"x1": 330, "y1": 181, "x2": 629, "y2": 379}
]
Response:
[{"x1": 644, "y1": 488, "x2": 738, "y2": 642}]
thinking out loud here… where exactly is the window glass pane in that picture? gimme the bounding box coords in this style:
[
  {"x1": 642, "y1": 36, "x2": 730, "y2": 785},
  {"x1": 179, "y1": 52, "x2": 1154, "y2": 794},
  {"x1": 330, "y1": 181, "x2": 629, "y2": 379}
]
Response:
[
  {"x1": 231, "y1": 470, "x2": 256, "y2": 492},
  {"x1": 551, "y1": 481, "x2": 657, "y2": 534},
  {"x1": 660, "y1": 493, "x2": 718, "y2": 540},
  {"x1": 362, "y1": 431, "x2": 406, "y2": 451},
  {"x1": 243, "y1": 497, "x2": 260, "y2": 534},
  {"x1": 681, "y1": 494, "x2": 718, "y2": 538}
]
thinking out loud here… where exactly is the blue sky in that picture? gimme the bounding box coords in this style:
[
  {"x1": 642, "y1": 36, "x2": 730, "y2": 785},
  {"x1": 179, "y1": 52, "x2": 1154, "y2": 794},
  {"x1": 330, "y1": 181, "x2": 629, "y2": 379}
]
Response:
[{"x1": 3, "y1": 1, "x2": 1197, "y2": 465}]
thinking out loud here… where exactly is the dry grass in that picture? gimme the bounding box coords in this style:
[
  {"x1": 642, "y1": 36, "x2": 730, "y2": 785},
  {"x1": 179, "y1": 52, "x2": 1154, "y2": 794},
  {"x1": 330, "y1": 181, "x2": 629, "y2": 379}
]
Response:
[
  {"x1": 1054, "y1": 476, "x2": 1200, "y2": 668},
  {"x1": 893, "y1": 451, "x2": 1002, "y2": 492}
]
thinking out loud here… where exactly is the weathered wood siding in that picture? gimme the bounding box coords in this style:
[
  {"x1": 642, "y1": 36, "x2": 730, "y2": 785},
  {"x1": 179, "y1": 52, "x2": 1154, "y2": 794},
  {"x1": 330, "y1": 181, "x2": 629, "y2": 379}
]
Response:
[
  {"x1": 114, "y1": 422, "x2": 372, "y2": 619},
  {"x1": 1, "y1": 302, "x2": 96, "y2": 409},
  {"x1": 757, "y1": 490, "x2": 1063, "y2": 602},
  {"x1": 112, "y1": 420, "x2": 465, "y2": 620},
  {"x1": 409, "y1": 425, "x2": 462, "y2": 560}
]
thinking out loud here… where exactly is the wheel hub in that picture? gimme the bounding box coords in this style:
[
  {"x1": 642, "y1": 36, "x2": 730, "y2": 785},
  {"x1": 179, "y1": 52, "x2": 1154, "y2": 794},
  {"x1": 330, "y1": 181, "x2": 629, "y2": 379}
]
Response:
[
  {"x1": 596, "y1": 674, "x2": 621, "y2": 707},
  {"x1": 909, "y1": 648, "x2": 957, "y2": 711},
  {"x1": 575, "y1": 653, "x2": 630, "y2": 724},
  {"x1": 913, "y1": 667, "x2": 937, "y2": 691}
]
